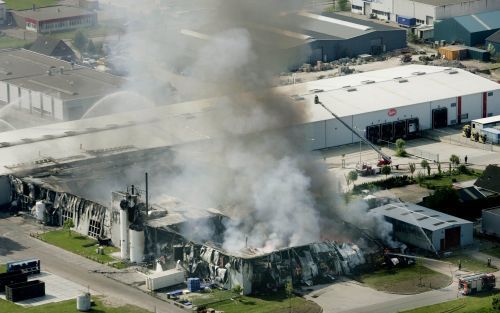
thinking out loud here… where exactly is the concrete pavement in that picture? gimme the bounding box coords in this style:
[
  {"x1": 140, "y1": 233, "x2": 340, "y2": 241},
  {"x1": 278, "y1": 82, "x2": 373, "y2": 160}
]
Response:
[{"x1": 0, "y1": 215, "x2": 184, "y2": 313}]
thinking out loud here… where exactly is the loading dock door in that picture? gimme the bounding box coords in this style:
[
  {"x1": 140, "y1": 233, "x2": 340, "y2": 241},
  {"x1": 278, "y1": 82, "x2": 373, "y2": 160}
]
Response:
[
  {"x1": 432, "y1": 108, "x2": 448, "y2": 129},
  {"x1": 364, "y1": 2, "x2": 372, "y2": 15},
  {"x1": 444, "y1": 227, "x2": 461, "y2": 250}
]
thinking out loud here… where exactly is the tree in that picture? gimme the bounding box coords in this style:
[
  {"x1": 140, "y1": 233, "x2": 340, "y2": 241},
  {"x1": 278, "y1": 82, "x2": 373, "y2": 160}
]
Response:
[
  {"x1": 450, "y1": 154, "x2": 460, "y2": 168},
  {"x1": 420, "y1": 160, "x2": 430, "y2": 175},
  {"x1": 381, "y1": 165, "x2": 391, "y2": 178},
  {"x1": 347, "y1": 170, "x2": 358, "y2": 187},
  {"x1": 395, "y1": 139, "x2": 407, "y2": 157},
  {"x1": 409, "y1": 162, "x2": 416, "y2": 177},
  {"x1": 73, "y1": 30, "x2": 88, "y2": 51},
  {"x1": 87, "y1": 39, "x2": 96, "y2": 55},
  {"x1": 338, "y1": 0, "x2": 349, "y2": 11},
  {"x1": 63, "y1": 218, "x2": 74, "y2": 237},
  {"x1": 285, "y1": 279, "x2": 293, "y2": 313}
]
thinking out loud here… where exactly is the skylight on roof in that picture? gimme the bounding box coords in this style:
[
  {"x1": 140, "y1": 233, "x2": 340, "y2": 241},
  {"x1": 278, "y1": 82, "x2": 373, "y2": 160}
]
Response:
[{"x1": 298, "y1": 12, "x2": 372, "y2": 31}]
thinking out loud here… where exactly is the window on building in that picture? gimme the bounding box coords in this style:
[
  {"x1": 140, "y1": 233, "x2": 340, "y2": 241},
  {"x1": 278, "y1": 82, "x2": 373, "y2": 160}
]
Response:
[
  {"x1": 460, "y1": 114, "x2": 469, "y2": 120},
  {"x1": 88, "y1": 219, "x2": 101, "y2": 238},
  {"x1": 450, "y1": 103, "x2": 456, "y2": 107},
  {"x1": 61, "y1": 209, "x2": 73, "y2": 224},
  {"x1": 416, "y1": 19, "x2": 424, "y2": 25},
  {"x1": 352, "y1": 5, "x2": 362, "y2": 10},
  {"x1": 488, "y1": 113, "x2": 493, "y2": 117},
  {"x1": 450, "y1": 120, "x2": 457, "y2": 124},
  {"x1": 488, "y1": 92, "x2": 494, "y2": 96}
]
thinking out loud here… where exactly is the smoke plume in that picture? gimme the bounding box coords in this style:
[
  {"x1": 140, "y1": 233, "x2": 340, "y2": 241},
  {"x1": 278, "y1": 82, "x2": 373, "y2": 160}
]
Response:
[{"x1": 101, "y1": 0, "x2": 392, "y2": 253}]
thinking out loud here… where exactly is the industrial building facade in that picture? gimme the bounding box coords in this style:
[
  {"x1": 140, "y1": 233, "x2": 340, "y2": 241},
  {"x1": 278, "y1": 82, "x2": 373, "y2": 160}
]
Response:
[
  {"x1": 351, "y1": 0, "x2": 500, "y2": 26},
  {"x1": 482, "y1": 208, "x2": 500, "y2": 238},
  {"x1": 434, "y1": 10, "x2": 500, "y2": 46},
  {"x1": 291, "y1": 65, "x2": 500, "y2": 150},
  {"x1": 372, "y1": 203, "x2": 474, "y2": 252},
  {"x1": 11, "y1": 6, "x2": 97, "y2": 33},
  {"x1": 0, "y1": 49, "x2": 123, "y2": 121}
]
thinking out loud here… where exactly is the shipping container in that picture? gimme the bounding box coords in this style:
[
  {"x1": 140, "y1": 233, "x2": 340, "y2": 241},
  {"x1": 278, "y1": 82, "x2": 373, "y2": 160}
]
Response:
[
  {"x1": 467, "y1": 47, "x2": 490, "y2": 62},
  {"x1": 146, "y1": 269, "x2": 185, "y2": 291},
  {"x1": 438, "y1": 46, "x2": 468, "y2": 60},
  {"x1": 397, "y1": 15, "x2": 416, "y2": 27},
  {"x1": 5, "y1": 280, "x2": 45, "y2": 302},
  {"x1": 0, "y1": 271, "x2": 28, "y2": 292},
  {"x1": 481, "y1": 128, "x2": 500, "y2": 144}
]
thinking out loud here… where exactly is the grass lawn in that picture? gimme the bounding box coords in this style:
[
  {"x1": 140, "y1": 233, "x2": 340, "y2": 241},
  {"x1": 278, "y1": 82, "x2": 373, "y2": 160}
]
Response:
[
  {"x1": 402, "y1": 291, "x2": 499, "y2": 313},
  {"x1": 443, "y1": 255, "x2": 497, "y2": 273},
  {"x1": 357, "y1": 264, "x2": 451, "y2": 294},
  {"x1": 0, "y1": 36, "x2": 33, "y2": 49},
  {"x1": 206, "y1": 291, "x2": 321, "y2": 313},
  {"x1": 481, "y1": 246, "x2": 500, "y2": 259},
  {"x1": 420, "y1": 172, "x2": 481, "y2": 190},
  {"x1": 39, "y1": 230, "x2": 118, "y2": 264},
  {"x1": 0, "y1": 297, "x2": 151, "y2": 313},
  {"x1": 4, "y1": 0, "x2": 57, "y2": 10},
  {"x1": 0, "y1": 264, "x2": 5, "y2": 273}
]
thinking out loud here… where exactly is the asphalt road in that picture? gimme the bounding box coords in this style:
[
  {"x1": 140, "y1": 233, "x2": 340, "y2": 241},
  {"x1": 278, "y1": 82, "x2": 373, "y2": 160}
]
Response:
[{"x1": 0, "y1": 215, "x2": 184, "y2": 313}]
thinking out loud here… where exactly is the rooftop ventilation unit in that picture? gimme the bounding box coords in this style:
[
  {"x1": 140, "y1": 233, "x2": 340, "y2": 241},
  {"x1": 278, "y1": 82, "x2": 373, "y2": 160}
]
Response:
[
  {"x1": 412, "y1": 71, "x2": 426, "y2": 76},
  {"x1": 448, "y1": 70, "x2": 458, "y2": 74},
  {"x1": 290, "y1": 95, "x2": 305, "y2": 101},
  {"x1": 398, "y1": 79, "x2": 409, "y2": 83},
  {"x1": 361, "y1": 80, "x2": 375, "y2": 84},
  {"x1": 346, "y1": 87, "x2": 357, "y2": 92},
  {"x1": 309, "y1": 89, "x2": 324, "y2": 93}
]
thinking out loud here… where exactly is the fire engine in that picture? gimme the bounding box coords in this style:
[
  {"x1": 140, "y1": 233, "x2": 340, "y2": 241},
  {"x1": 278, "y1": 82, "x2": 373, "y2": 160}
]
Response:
[{"x1": 458, "y1": 273, "x2": 496, "y2": 295}]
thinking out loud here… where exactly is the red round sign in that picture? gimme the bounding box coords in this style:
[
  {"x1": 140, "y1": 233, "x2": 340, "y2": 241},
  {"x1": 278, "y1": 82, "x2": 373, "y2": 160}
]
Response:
[{"x1": 388, "y1": 108, "x2": 397, "y2": 116}]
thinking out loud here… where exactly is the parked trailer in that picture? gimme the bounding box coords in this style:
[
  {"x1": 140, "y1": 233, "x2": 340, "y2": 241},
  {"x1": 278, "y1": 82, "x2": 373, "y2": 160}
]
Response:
[
  {"x1": 0, "y1": 271, "x2": 28, "y2": 292},
  {"x1": 6, "y1": 258, "x2": 40, "y2": 275},
  {"x1": 458, "y1": 273, "x2": 495, "y2": 295},
  {"x1": 146, "y1": 269, "x2": 185, "y2": 291},
  {"x1": 5, "y1": 280, "x2": 45, "y2": 302}
]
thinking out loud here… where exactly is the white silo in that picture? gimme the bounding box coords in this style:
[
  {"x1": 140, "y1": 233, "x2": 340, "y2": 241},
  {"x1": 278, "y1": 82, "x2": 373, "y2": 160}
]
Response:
[{"x1": 129, "y1": 227, "x2": 145, "y2": 263}]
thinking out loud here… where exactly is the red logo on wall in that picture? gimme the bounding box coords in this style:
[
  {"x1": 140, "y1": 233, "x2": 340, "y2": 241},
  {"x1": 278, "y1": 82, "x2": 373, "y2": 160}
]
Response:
[{"x1": 388, "y1": 108, "x2": 397, "y2": 117}]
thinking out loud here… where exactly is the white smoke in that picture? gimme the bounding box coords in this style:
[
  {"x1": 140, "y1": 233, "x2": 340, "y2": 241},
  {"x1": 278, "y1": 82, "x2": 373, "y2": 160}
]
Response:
[{"x1": 100, "y1": 0, "x2": 393, "y2": 253}]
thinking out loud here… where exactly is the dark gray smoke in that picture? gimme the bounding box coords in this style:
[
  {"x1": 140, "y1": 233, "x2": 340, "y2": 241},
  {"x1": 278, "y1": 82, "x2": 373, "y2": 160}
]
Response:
[{"x1": 101, "y1": 0, "x2": 393, "y2": 253}]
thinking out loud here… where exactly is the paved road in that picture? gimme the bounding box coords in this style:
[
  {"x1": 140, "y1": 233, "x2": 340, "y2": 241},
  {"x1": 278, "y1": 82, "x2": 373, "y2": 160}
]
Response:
[{"x1": 0, "y1": 215, "x2": 184, "y2": 313}]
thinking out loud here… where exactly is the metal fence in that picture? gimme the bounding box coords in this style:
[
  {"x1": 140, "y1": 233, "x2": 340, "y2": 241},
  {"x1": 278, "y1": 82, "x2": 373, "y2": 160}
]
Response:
[{"x1": 423, "y1": 129, "x2": 495, "y2": 152}]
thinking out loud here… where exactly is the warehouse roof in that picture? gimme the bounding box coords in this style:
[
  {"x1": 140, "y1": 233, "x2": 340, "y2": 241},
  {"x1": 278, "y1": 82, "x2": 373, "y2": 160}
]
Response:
[
  {"x1": 0, "y1": 65, "x2": 497, "y2": 176},
  {"x1": 0, "y1": 49, "x2": 123, "y2": 100},
  {"x1": 486, "y1": 30, "x2": 500, "y2": 44},
  {"x1": 13, "y1": 6, "x2": 95, "y2": 22},
  {"x1": 29, "y1": 37, "x2": 74, "y2": 57},
  {"x1": 448, "y1": 10, "x2": 500, "y2": 33},
  {"x1": 474, "y1": 165, "x2": 500, "y2": 194},
  {"x1": 371, "y1": 203, "x2": 472, "y2": 232},
  {"x1": 484, "y1": 207, "x2": 500, "y2": 216},
  {"x1": 413, "y1": 0, "x2": 492, "y2": 6}
]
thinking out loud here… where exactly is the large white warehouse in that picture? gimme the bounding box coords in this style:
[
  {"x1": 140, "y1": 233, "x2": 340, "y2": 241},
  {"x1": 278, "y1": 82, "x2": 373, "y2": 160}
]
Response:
[
  {"x1": 291, "y1": 64, "x2": 500, "y2": 150},
  {"x1": 351, "y1": 0, "x2": 500, "y2": 25}
]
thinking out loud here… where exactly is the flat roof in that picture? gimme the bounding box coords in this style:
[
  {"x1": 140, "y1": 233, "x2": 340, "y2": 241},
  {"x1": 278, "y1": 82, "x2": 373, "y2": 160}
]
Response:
[
  {"x1": 484, "y1": 207, "x2": 500, "y2": 216},
  {"x1": 0, "y1": 65, "x2": 497, "y2": 176},
  {"x1": 371, "y1": 202, "x2": 472, "y2": 232},
  {"x1": 13, "y1": 6, "x2": 95, "y2": 22},
  {"x1": 413, "y1": 0, "x2": 488, "y2": 6},
  {"x1": 0, "y1": 49, "x2": 123, "y2": 101},
  {"x1": 472, "y1": 115, "x2": 500, "y2": 125}
]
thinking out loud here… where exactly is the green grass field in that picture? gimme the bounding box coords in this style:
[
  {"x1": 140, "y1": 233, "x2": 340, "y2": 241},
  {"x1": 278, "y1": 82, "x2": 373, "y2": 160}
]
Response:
[
  {"x1": 420, "y1": 172, "x2": 481, "y2": 190},
  {"x1": 0, "y1": 264, "x2": 5, "y2": 273},
  {"x1": 4, "y1": 0, "x2": 57, "y2": 10},
  {"x1": 39, "y1": 230, "x2": 119, "y2": 264},
  {"x1": 442, "y1": 255, "x2": 496, "y2": 273},
  {"x1": 357, "y1": 264, "x2": 451, "y2": 294},
  {"x1": 402, "y1": 291, "x2": 499, "y2": 313},
  {"x1": 0, "y1": 36, "x2": 33, "y2": 49},
  {"x1": 207, "y1": 291, "x2": 320, "y2": 313},
  {"x1": 0, "y1": 297, "x2": 151, "y2": 313},
  {"x1": 482, "y1": 246, "x2": 500, "y2": 259}
]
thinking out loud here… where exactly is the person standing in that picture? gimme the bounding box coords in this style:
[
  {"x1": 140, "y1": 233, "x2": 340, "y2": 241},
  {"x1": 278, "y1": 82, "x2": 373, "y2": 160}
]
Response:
[{"x1": 465, "y1": 155, "x2": 468, "y2": 164}]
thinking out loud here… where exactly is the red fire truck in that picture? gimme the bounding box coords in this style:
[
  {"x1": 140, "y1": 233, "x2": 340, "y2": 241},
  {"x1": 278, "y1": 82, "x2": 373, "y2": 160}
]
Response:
[{"x1": 458, "y1": 273, "x2": 496, "y2": 295}]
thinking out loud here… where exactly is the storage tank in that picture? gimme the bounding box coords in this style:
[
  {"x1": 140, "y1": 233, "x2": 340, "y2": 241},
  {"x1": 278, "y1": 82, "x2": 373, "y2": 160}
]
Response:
[
  {"x1": 76, "y1": 293, "x2": 91, "y2": 311},
  {"x1": 129, "y1": 227, "x2": 144, "y2": 263},
  {"x1": 35, "y1": 201, "x2": 45, "y2": 222},
  {"x1": 119, "y1": 205, "x2": 129, "y2": 259}
]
